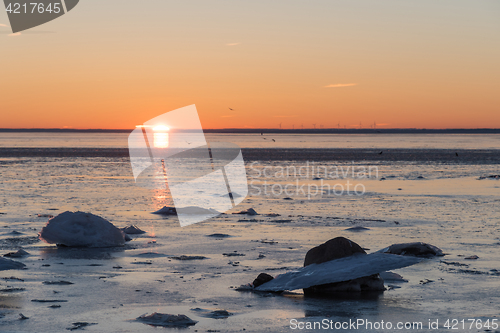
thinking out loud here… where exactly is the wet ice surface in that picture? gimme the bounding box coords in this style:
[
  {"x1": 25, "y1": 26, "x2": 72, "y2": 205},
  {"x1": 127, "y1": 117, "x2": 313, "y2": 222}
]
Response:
[{"x1": 0, "y1": 157, "x2": 499, "y2": 332}]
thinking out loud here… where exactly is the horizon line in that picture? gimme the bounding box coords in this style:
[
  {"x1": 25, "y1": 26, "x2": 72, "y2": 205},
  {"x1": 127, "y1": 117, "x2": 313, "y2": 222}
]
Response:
[{"x1": 1, "y1": 127, "x2": 500, "y2": 133}]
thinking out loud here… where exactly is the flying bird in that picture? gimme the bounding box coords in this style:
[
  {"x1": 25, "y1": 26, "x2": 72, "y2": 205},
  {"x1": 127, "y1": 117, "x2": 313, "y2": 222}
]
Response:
[
  {"x1": 455, "y1": 152, "x2": 459, "y2": 157},
  {"x1": 379, "y1": 151, "x2": 383, "y2": 155},
  {"x1": 229, "y1": 108, "x2": 234, "y2": 111},
  {"x1": 272, "y1": 139, "x2": 276, "y2": 142}
]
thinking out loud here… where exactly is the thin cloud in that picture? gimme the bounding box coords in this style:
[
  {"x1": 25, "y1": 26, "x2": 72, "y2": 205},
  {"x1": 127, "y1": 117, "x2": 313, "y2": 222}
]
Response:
[
  {"x1": 226, "y1": 42, "x2": 240, "y2": 46},
  {"x1": 221, "y1": 115, "x2": 236, "y2": 118},
  {"x1": 273, "y1": 115, "x2": 298, "y2": 118},
  {"x1": 8, "y1": 32, "x2": 21, "y2": 37},
  {"x1": 0, "y1": 24, "x2": 8, "y2": 27},
  {"x1": 324, "y1": 83, "x2": 357, "y2": 88}
]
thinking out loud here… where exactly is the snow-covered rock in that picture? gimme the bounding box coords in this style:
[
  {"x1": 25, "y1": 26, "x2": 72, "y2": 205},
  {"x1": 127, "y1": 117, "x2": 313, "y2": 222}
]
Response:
[
  {"x1": 3, "y1": 249, "x2": 30, "y2": 258},
  {"x1": 379, "y1": 242, "x2": 444, "y2": 257},
  {"x1": 39, "y1": 211, "x2": 126, "y2": 248},
  {"x1": 0, "y1": 256, "x2": 26, "y2": 271},
  {"x1": 121, "y1": 225, "x2": 146, "y2": 234},
  {"x1": 152, "y1": 206, "x2": 177, "y2": 215}
]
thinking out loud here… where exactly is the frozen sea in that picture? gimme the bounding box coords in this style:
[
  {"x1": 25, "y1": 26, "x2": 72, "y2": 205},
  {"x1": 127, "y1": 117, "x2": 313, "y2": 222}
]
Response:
[{"x1": 0, "y1": 133, "x2": 499, "y2": 332}]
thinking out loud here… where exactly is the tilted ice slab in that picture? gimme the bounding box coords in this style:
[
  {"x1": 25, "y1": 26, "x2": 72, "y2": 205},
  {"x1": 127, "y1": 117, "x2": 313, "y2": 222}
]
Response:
[
  {"x1": 39, "y1": 211, "x2": 126, "y2": 248},
  {"x1": 255, "y1": 253, "x2": 421, "y2": 292},
  {"x1": 0, "y1": 256, "x2": 26, "y2": 271}
]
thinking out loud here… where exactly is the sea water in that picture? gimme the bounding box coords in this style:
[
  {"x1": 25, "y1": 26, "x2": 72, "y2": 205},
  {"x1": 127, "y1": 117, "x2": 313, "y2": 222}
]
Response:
[{"x1": 0, "y1": 133, "x2": 499, "y2": 332}]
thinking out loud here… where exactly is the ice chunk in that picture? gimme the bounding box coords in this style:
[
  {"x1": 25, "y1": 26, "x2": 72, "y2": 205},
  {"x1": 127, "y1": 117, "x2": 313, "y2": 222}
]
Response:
[
  {"x1": 38, "y1": 211, "x2": 126, "y2": 248},
  {"x1": 255, "y1": 253, "x2": 421, "y2": 292}
]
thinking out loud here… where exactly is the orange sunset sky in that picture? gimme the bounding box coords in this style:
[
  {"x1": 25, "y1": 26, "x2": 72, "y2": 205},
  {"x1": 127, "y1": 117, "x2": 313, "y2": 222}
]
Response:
[{"x1": 1, "y1": 0, "x2": 499, "y2": 129}]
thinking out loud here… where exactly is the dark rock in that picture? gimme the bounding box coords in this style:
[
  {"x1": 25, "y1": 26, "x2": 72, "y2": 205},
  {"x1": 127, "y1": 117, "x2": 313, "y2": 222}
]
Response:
[
  {"x1": 191, "y1": 308, "x2": 233, "y2": 319},
  {"x1": 344, "y1": 226, "x2": 370, "y2": 232},
  {"x1": 206, "y1": 233, "x2": 232, "y2": 238},
  {"x1": 6, "y1": 231, "x2": 24, "y2": 235},
  {"x1": 171, "y1": 255, "x2": 207, "y2": 260},
  {"x1": 43, "y1": 281, "x2": 74, "y2": 285},
  {"x1": 252, "y1": 273, "x2": 274, "y2": 288},
  {"x1": 304, "y1": 275, "x2": 385, "y2": 294},
  {"x1": 136, "y1": 313, "x2": 197, "y2": 327},
  {"x1": 0, "y1": 287, "x2": 25, "y2": 292},
  {"x1": 67, "y1": 322, "x2": 97, "y2": 330},
  {"x1": 464, "y1": 255, "x2": 479, "y2": 260},
  {"x1": 131, "y1": 261, "x2": 152, "y2": 264},
  {"x1": 271, "y1": 219, "x2": 292, "y2": 223},
  {"x1": 304, "y1": 237, "x2": 366, "y2": 266},
  {"x1": 207, "y1": 310, "x2": 232, "y2": 319},
  {"x1": 223, "y1": 252, "x2": 245, "y2": 257},
  {"x1": 479, "y1": 175, "x2": 500, "y2": 180},
  {"x1": 233, "y1": 208, "x2": 258, "y2": 215}
]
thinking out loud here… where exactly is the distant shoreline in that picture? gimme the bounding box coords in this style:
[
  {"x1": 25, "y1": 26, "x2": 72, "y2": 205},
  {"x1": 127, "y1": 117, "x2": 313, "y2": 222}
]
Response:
[
  {"x1": 0, "y1": 128, "x2": 499, "y2": 134},
  {"x1": 1, "y1": 148, "x2": 499, "y2": 163}
]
